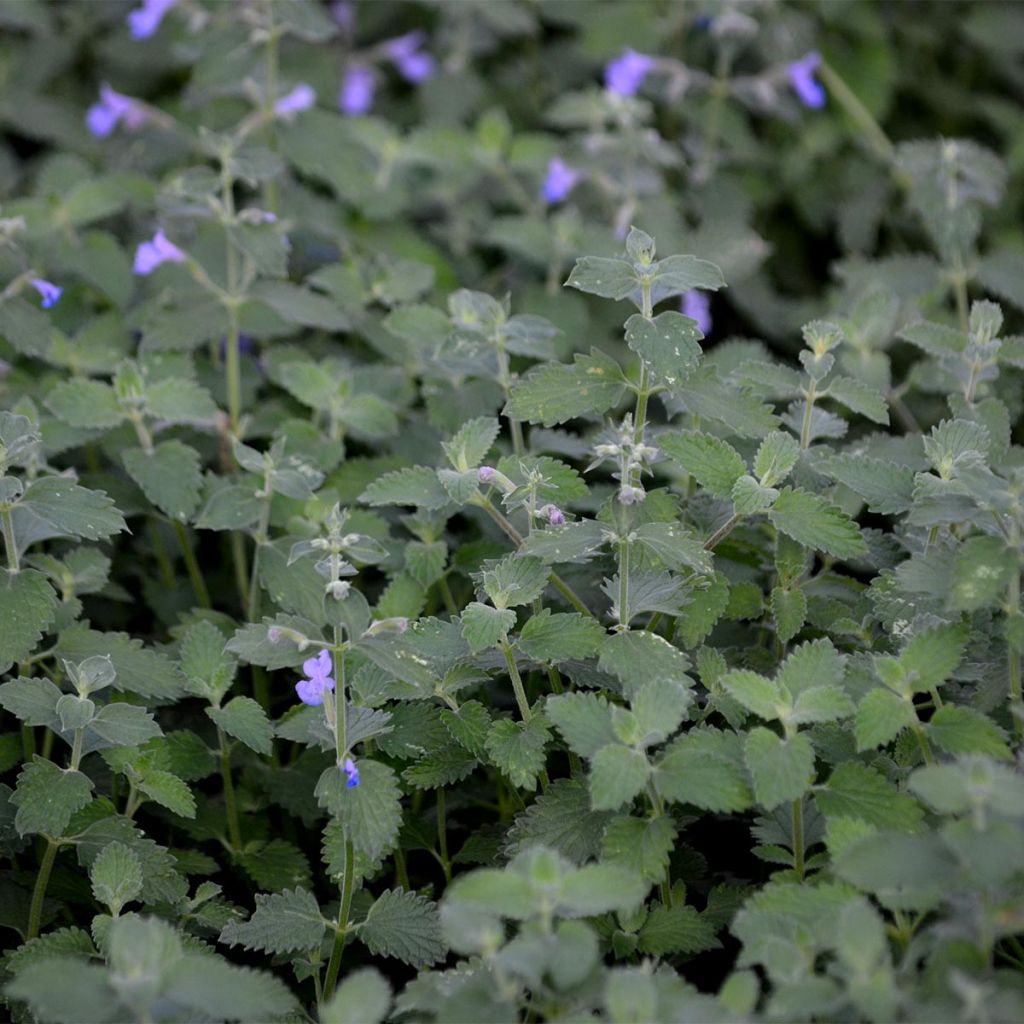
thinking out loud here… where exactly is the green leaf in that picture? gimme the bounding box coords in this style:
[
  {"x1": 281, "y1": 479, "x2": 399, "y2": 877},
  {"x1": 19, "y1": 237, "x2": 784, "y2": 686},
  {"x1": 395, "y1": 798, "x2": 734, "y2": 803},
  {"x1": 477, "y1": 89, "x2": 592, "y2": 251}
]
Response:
[
  {"x1": 220, "y1": 887, "x2": 325, "y2": 955},
  {"x1": 790, "y1": 685, "x2": 854, "y2": 726},
  {"x1": 559, "y1": 862, "x2": 646, "y2": 915},
  {"x1": 238, "y1": 839, "x2": 311, "y2": 892},
  {"x1": 823, "y1": 454, "x2": 915, "y2": 515},
  {"x1": 442, "y1": 417, "x2": 500, "y2": 471},
  {"x1": 632, "y1": 522, "x2": 712, "y2": 574},
  {"x1": 17, "y1": 477, "x2": 126, "y2": 543},
  {"x1": 720, "y1": 670, "x2": 780, "y2": 720},
  {"x1": 899, "y1": 622, "x2": 968, "y2": 692},
  {"x1": 45, "y1": 379, "x2": 123, "y2": 429},
  {"x1": 252, "y1": 280, "x2": 349, "y2": 330},
  {"x1": 505, "y1": 778, "x2": 612, "y2": 863},
  {"x1": 163, "y1": 953, "x2": 297, "y2": 1021},
  {"x1": 950, "y1": 536, "x2": 1013, "y2": 611},
  {"x1": 768, "y1": 487, "x2": 866, "y2": 559},
  {"x1": 834, "y1": 831, "x2": 951, "y2": 911},
  {"x1": 504, "y1": 350, "x2": 625, "y2": 426},
  {"x1": 898, "y1": 318, "x2": 965, "y2": 357},
  {"x1": 4, "y1": 960, "x2": 115, "y2": 1023},
  {"x1": 777, "y1": 639, "x2": 844, "y2": 697},
  {"x1": 673, "y1": 366, "x2": 780, "y2": 439},
  {"x1": 624, "y1": 311, "x2": 702, "y2": 385},
  {"x1": 816, "y1": 763, "x2": 924, "y2": 830},
  {"x1": 138, "y1": 770, "x2": 196, "y2": 818},
  {"x1": 637, "y1": 902, "x2": 718, "y2": 955},
  {"x1": 145, "y1": 378, "x2": 219, "y2": 424},
  {"x1": 360, "y1": 466, "x2": 449, "y2": 510},
  {"x1": 0, "y1": 569, "x2": 57, "y2": 673},
  {"x1": 655, "y1": 728, "x2": 753, "y2": 812},
  {"x1": 651, "y1": 254, "x2": 726, "y2": 292},
  {"x1": 565, "y1": 256, "x2": 639, "y2": 299},
  {"x1": 928, "y1": 705, "x2": 1011, "y2": 760},
  {"x1": 517, "y1": 610, "x2": 605, "y2": 663},
  {"x1": 826, "y1": 376, "x2": 889, "y2": 424},
  {"x1": 0, "y1": 675, "x2": 62, "y2": 728},
  {"x1": 460, "y1": 602, "x2": 516, "y2": 652},
  {"x1": 659, "y1": 430, "x2": 746, "y2": 498},
  {"x1": 599, "y1": 630, "x2": 692, "y2": 690},
  {"x1": 314, "y1": 759, "x2": 402, "y2": 861},
  {"x1": 589, "y1": 744, "x2": 650, "y2": 811},
  {"x1": 631, "y1": 678, "x2": 691, "y2": 746},
  {"x1": 359, "y1": 888, "x2": 446, "y2": 967},
  {"x1": 320, "y1": 969, "x2": 391, "y2": 1024},
  {"x1": 602, "y1": 814, "x2": 676, "y2": 885},
  {"x1": 546, "y1": 692, "x2": 617, "y2": 758},
  {"x1": 58, "y1": 625, "x2": 185, "y2": 700},
  {"x1": 90, "y1": 703, "x2": 162, "y2": 747},
  {"x1": 122, "y1": 441, "x2": 203, "y2": 522},
  {"x1": 207, "y1": 696, "x2": 273, "y2": 756},
  {"x1": 439, "y1": 700, "x2": 491, "y2": 758},
  {"x1": 855, "y1": 688, "x2": 916, "y2": 750},
  {"x1": 12, "y1": 756, "x2": 93, "y2": 836},
  {"x1": 754, "y1": 431, "x2": 800, "y2": 488},
  {"x1": 481, "y1": 555, "x2": 550, "y2": 608},
  {"x1": 771, "y1": 586, "x2": 806, "y2": 644},
  {"x1": 195, "y1": 485, "x2": 262, "y2": 531},
  {"x1": 731, "y1": 475, "x2": 778, "y2": 516},
  {"x1": 90, "y1": 842, "x2": 143, "y2": 914},
  {"x1": 0, "y1": 298, "x2": 55, "y2": 358},
  {"x1": 744, "y1": 728, "x2": 815, "y2": 809},
  {"x1": 485, "y1": 716, "x2": 551, "y2": 790}
]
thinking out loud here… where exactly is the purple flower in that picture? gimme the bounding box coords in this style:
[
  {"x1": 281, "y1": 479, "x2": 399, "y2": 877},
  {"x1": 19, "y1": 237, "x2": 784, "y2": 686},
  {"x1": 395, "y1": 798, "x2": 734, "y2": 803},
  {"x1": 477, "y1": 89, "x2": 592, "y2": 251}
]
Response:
[
  {"x1": 274, "y1": 84, "x2": 316, "y2": 119},
  {"x1": 541, "y1": 504, "x2": 566, "y2": 526},
  {"x1": 384, "y1": 31, "x2": 436, "y2": 84},
  {"x1": 541, "y1": 157, "x2": 581, "y2": 204},
  {"x1": 295, "y1": 649, "x2": 336, "y2": 706},
  {"x1": 604, "y1": 49, "x2": 656, "y2": 96},
  {"x1": 682, "y1": 290, "x2": 712, "y2": 335},
  {"x1": 478, "y1": 466, "x2": 496, "y2": 483},
  {"x1": 331, "y1": 1, "x2": 355, "y2": 32},
  {"x1": 342, "y1": 756, "x2": 360, "y2": 788},
  {"x1": 340, "y1": 65, "x2": 375, "y2": 116},
  {"x1": 127, "y1": 0, "x2": 176, "y2": 40},
  {"x1": 133, "y1": 229, "x2": 187, "y2": 275},
  {"x1": 788, "y1": 52, "x2": 826, "y2": 110},
  {"x1": 30, "y1": 278, "x2": 62, "y2": 309},
  {"x1": 86, "y1": 84, "x2": 149, "y2": 138}
]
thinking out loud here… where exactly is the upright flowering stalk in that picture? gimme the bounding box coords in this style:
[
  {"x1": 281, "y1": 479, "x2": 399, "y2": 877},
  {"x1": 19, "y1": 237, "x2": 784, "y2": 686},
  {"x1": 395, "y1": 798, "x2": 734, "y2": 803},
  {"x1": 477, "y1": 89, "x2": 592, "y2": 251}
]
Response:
[
  {"x1": 541, "y1": 157, "x2": 581, "y2": 204},
  {"x1": 126, "y1": 0, "x2": 176, "y2": 39},
  {"x1": 30, "y1": 279, "x2": 61, "y2": 309},
  {"x1": 86, "y1": 84, "x2": 150, "y2": 138},
  {"x1": 788, "y1": 52, "x2": 826, "y2": 109},
  {"x1": 384, "y1": 31, "x2": 436, "y2": 83},
  {"x1": 604, "y1": 49, "x2": 656, "y2": 96},
  {"x1": 132, "y1": 230, "x2": 187, "y2": 275},
  {"x1": 340, "y1": 65, "x2": 375, "y2": 115}
]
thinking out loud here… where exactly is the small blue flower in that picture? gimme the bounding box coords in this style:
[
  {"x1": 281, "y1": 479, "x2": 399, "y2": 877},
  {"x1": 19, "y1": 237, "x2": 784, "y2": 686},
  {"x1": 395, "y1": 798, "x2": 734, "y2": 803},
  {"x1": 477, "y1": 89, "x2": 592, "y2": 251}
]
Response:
[
  {"x1": 133, "y1": 229, "x2": 187, "y2": 275},
  {"x1": 86, "y1": 84, "x2": 149, "y2": 138},
  {"x1": 541, "y1": 157, "x2": 581, "y2": 204},
  {"x1": 788, "y1": 52, "x2": 826, "y2": 110},
  {"x1": 127, "y1": 0, "x2": 176, "y2": 40},
  {"x1": 340, "y1": 65, "x2": 375, "y2": 116},
  {"x1": 682, "y1": 290, "x2": 712, "y2": 336},
  {"x1": 342, "y1": 756, "x2": 360, "y2": 788},
  {"x1": 274, "y1": 84, "x2": 316, "y2": 119},
  {"x1": 30, "y1": 278, "x2": 62, "y2": 309},
  {"x1": 295, "y1": 649, "x2": 336, "y2": 707},
  {"x1": 384, "y1": 31, "x2": 437, "y2": 84},
  {"x1": 604, "y1": 49, "x2": 656, "y2": 96}
]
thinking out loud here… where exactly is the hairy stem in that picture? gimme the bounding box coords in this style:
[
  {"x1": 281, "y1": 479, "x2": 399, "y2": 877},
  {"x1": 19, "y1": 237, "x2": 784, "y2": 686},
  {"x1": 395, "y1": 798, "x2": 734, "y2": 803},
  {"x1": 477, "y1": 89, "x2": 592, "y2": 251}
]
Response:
[
  {"x1": 791, "y1": 798, "x2": 805, "y2": 880},
  {"x1": 436, "y1": 788, "x2": 452, "y2": 883},
  {"x1": 501, "y1": 641, "x2": 532, "y2": 722},
  {"x1": 323, "y1": 839, "x2": 355, "y2": 1003},
  {"x1": 218, "y1": 727, "x2": 243, "y2": 852},
  {"x1": 27, "y1": 839, "x2": 58, "y2": 940},
  {"x1": 818, "y1": 60, "x2": 894, "y2": 164},
  {"x1": 704, "y1": 513, "x2": 741, "y2": 551},
  {"x1": 1009, "y1": 523, "x2": 1022, "y2": 740},
  {"x1": 2, "y1": 507, "x2": 20, "y2": 571},
  {"x1": 173, "y1": 521, "x2": 211, "y2": 608}
]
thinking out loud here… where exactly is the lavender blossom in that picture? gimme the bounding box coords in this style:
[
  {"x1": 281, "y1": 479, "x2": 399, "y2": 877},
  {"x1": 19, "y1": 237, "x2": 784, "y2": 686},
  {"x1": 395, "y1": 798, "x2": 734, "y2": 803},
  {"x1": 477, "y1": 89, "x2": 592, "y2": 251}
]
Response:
[
  {"x1": 541, "y1": 157, "x2": 581, "y2": 204},
  {"x1": 127, "y1": 0, "x2": 176, "y2": 39},
  {"x1": 604, "y1": 49, "x2": 656, "y2": 96},
  {"x1": 478, "y1": 466, "x2": 496, "y2": 483},
  {"x1": 342, "y1": 756, "x2": 360, "y2": 788},
  {"x1": 295, "y1": 649, "x2": 336, "y2": 707},
  {"x1": 340, "y1": 65, "x2": 375, "y2": 116},
  {"x1": 132, "y1": 229, "x2": 187, "y2": 275},
  {"x1": 330, "y1": 1, "x2": 355, "y2": 32},
  {"x1": 30, "y1": 278, "x2": 62, "y2": 309},
  {"x1": 540, "y1": 504, "x2": 566, "y2": 526},
  {"x1": 384, "y1": 31, "x2": 436, "y2": 83},
  {"x1": 86, "y1": 84, "x2": 149, "y2": 138},
  {"x1": 788, "y1": 52, "x2": 826, "y2": 109},
  {"x1": 682, "y1": 290, "x2": 712, "y2": 335},
  {"x1": 274, "y1": 84, "x2": 317, "y2": 119}
]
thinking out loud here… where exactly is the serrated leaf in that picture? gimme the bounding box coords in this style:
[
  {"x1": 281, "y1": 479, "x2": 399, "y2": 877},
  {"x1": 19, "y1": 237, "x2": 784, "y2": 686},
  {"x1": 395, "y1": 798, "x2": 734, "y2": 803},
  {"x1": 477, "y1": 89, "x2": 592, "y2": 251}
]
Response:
[
  {"x1": 481, "y1": 554, "x2": 550, "y2": 608},
  {"x1": 138, "y1": 770, "x2": 196, "y2": 818},
  {"x1": 823, "y1": 455, "x2": 915, "y2": 515},
  {"x1": 90, "y1": 703, "x2": 162, "y2": 747},
  {"x1": 220, "y1": 887, "x2": 324, "y2": 954},
  {"x1": 655, "y1": 728, "x2": 753, "y2": 812},
  {"x1": 45, "y1": 379, "x2": 123, "y2": 429},
  {"x1": 589, "y1": 744, "x2": 650, "y2": 811},
  {"x1": 58, "y1": 625, "x2": 185, "y2": 699},
  {"x1": 0, "y1": 675, "x2": 62, "y2": 727},
  {"x1": 771, "y1": 587, "x2": 806, "y2": 644},
  {"x1": 504, "y1": 351, "x2": 625, "y2": 426},
  {"x1": 816, "y1": 763, "x2": 924, "y2": 830},
  {"x1": 559, "y1": 862, "x2": 646, "y2": 915},
  {"x1": 359, "y1": 888, "x2": 446, "y2": 967},
  {"x1": 768, "y1": 487, "x2": 866, "y2": 559},
  {"x1": 744, "y1": 728, "x2": 815, "y2": 810},
  {"x1": 546, "y1": 692, "x2": 617, "y2": 758},
  {"x1": 439, "y1": 700, "x2": 491, "y2": 758},
  {"x1": 460, "y1": 602, "x2": 516, "y2": 652},
  {"x1": 827, "y1": 376, "x2": 889, "y2": 424},
  {"x1": 320, "y1": 968, "x2": 391, "y2": 1024},
  {"x1": 207, "y1": 696, "x2": 274, "y2": 755},
  {"x1": 485, "y1": 716, "x2": 550, "y2": 790},
  {"x1": 855, "y1": 688, "x2": 916, "y2": 750},
  {"x1": 195, "y1": 485, "x2": 262, "y2": 531},
  {"x1": 315, "y1": 759, "x2": 402, "y2": 861},
  {"x1": 122, "y1": 441, "x2": 203, "y2": 522},
  {"x1": 145, "y1": 377, "x2": 219, "y2": 424},
  {"x1": 90, "y1": 842, "x2": 143, "y2": 914},
  {"x1": 0, "y1": 569, "x2": 57, "y2": 673},
  {"x1": 928, "y1": 705, "x2": 1011, "y2": 760},
  {"x1": 652, "y1": 253, "x2": 725, "y2": 292},
  {"x1": 673, "y1": 366, "x2": 780, "y2": 439},
  {"x1": 505, "y1": 778, "x2": 612, "y2": 863},
  {"x1": 659, "y1": 430, "x2": 746, "y2": 498},
  {"x1": 442, "y1": 417, "x2": 500, "y2": 471},
  {"x1": 17, "y1": 477, "x2": 126, "y2": 543},
  {"x1": 360, "y1": 466, "x2": 449, "y2": 510},
  {"x1": 602, "y1": 814, "x2": 676, "y2": 885},
  {"x1": 624, "y1": 311, "x2": 702, "y2": 386},
  {"x1": 163, "y1": 952, "x2": 297, "y2": 1020},
  {"x1": 899, "y1": 622, "x2": 968, "y2": 692},
  {"x1": 632, "y1": 522, "x2": 712, "y2": 574},
  {"x1": 754, "y1": 431, "x2": 800, "y2": 488},
  {"x1": 517, "y1": 609, "x2": 605, "y2": 663},
  {"x1": 637, "y1": 902, "x2": 717, "y2": 955},
  {"x1": 565, "y1": 256, "x2": 639, "y2": 299},
  {"x1": 720, "y1": 670, "x2": 780, "y2": 720},
  {"x1": 12, "y1": 757, "x2": 93, "y2": 836}
]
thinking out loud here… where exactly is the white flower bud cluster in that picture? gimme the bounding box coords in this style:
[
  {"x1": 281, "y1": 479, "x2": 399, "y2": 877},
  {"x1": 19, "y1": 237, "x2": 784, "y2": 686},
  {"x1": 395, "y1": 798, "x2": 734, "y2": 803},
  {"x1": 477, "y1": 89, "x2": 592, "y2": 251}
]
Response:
[{"x1": 588, "y1": 414, "x2": 659, "y2": 506}]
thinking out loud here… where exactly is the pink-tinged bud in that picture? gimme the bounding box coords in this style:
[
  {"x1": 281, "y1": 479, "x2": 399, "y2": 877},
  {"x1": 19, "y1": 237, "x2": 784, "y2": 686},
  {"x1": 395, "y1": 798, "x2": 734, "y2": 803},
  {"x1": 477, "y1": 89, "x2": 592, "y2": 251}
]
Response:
[
  {"x1": 541, "y1": 504, "x2": 566, "y2": 525},
  {"x1": 619, "y1": 485, "x2": 646, "y2": 505},
  {"x1": 267, "y1": 627, "x2": 283, "y2": 644},
  {"x1": 478, "y1": 466, "x2": 496, "y2": 483}
]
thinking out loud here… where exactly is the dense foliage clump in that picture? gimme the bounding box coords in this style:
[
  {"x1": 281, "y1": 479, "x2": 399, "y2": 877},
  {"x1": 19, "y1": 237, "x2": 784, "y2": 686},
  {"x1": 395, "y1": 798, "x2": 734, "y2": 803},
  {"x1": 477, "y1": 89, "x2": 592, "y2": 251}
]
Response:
[{"x1": 2, "y1": 1, "x2": 1024, "y2": 1021}]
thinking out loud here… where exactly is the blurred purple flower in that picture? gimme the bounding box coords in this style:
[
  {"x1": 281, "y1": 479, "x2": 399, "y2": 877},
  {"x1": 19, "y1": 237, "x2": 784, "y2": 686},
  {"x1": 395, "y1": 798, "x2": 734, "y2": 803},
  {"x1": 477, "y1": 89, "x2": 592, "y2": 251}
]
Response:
[
  {"x1": 384, "y1": 31, "x2": 436, "y2": 83},
  {"x1": 478, "y1": 466, "x2": 496, "y2": 483},
  {"x1": 274, "y1": 83, "x2": 316, "y2": 119},
  {"x1": 682, "y1": 290, "x2": 712, "y2": 335},
  {"x1": 541, "y1": 504, "x2": 566, "y2": 526},
  {"x1": 342, "y1": 756, "x2": 360, "y2": 788},
  {"x1": 296, "y1": 649, "x2": 336, "y2": 706},
  {"x1": 541, "y1": 157, "x2": 580, "y2": 204},
  {"x1": 127, "y1": 0, "x2": 176, "y2": 40},
  {"x1": 605, "y1": 49, "x2": 656, "y2": 96},
  {"x1": 340, "y1": 65, "x2": 375, "y2": 115},
  {"x1": 788, "y1": 52, "x2": 826, "y2": 109},
  {"x1": 331, "y1": 1, "x2": 355, "y2": 32},
  {"x1": 133, "y1": 229, "x2": 187, "y2": 275},
  {"x1": 30, "y1": 278, "x2": 62, "y2": 309},
  {"x1": 86, "y1": 84, "x2": 149, "y2": 138}
]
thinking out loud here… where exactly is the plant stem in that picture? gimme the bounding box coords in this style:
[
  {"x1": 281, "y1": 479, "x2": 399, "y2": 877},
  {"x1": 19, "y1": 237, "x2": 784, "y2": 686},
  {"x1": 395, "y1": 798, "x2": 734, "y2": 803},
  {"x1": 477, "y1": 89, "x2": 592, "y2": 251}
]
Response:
[
  {"x1": 436, "y1": 788, "x2": 452, "y2": 883},
  {"x1": 230, "y1": 531, "x2": 249, "y2": 613},
  {"x1": 2, "y1": 507, "x2": 20, "y2": 571},
  {"x1": 27, "y1": 839, "x2": 58, "y2": 940},
  {"x1": 1008, "y1": 523, "x2": 1022, "y2": 740},
  {"x1": 791, "y1": 798, "x2": 805, "y2": 880},
  {"x1": 147, "y1": 519, "x2": 175, "y2": 590},
  {"x1": 261, "y1": 0, "x2": 280, "y2": 214},
  {"x1": 247, "y1": 493, "x2": 273, "y2": 622},
  {"x1": 704, "y1": 513, "x2": 740, "y2": 551},
  {"x1": 912, "y1": 721, "x2": 934, "y2": 764},
  {"x1": 617, "y1": 536, "x2": 630, "y2": 631},
  {"x1": 818, "y1": 60, "x2": 895, "y2": 164},
  {"x1": 799, "y1": 383, "x2": 817, "y2": 449},
  {"x1": 173, "y1": 521, "x2": 211, "y2": 608},
  {"x1": 438, "y1": 575, "x2": 459, "y2": 617},
  {"x1": 323, "y1": 839, "x2": 355, "y2": 1003},
  {"x1": 501, "y1": 641, "x2": 532, "y2": 722},
  {"x1": 218, "y1": 727, "x2": 243, "y2": 852},
  {"x1": 225, "y1": 305, "x2": 242, "y2": 435}
]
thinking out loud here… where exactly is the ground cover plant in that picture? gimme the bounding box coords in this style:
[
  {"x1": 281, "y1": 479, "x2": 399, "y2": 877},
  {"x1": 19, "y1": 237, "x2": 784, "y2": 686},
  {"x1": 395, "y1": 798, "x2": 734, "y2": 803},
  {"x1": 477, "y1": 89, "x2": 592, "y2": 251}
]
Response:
[{"x1": 1, "y1": 0, "x2": 1024, "y2": 1021}]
